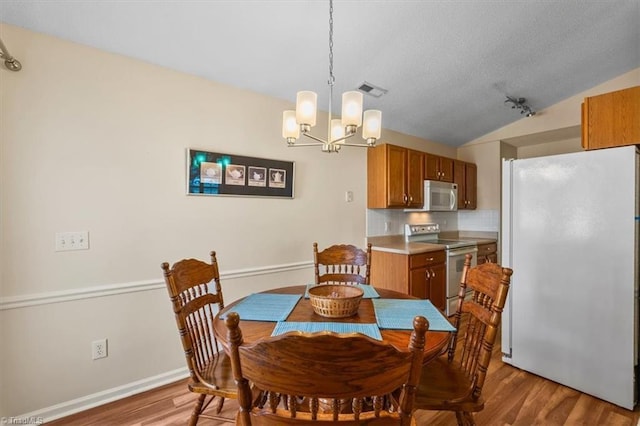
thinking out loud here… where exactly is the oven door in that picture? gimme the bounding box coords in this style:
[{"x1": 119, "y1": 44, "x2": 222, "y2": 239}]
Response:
[{"x1": 446, "y1": 246, "x2": 477, "y2": 315}]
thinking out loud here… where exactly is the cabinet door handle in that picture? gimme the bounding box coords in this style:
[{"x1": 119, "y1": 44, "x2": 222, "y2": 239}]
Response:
[
  {"x1": 425, "y1": 270, "x2": 431, "y2": 280},
  {"x1": 409, "y1": 195, "x2": 413, "y2": 203},
  {"x1": 426, "y1": 257, "x2": 434, "y2": 261},
  {"x1": 403, "y1": 194, "x2": 408, "y2": 204},
  {"x1": 431, "y1": 269, "x2": 436, "y2": 278}
]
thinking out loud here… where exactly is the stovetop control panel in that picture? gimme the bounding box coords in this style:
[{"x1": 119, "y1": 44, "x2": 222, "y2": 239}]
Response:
[{"x1": 404, "y1": 223, "x2": 439, "y2": 236}]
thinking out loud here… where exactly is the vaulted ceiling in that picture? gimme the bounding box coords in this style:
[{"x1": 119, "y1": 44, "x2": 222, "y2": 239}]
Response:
[{"x1": 1, "y1": 0, "x2": 638, "y2": 147}]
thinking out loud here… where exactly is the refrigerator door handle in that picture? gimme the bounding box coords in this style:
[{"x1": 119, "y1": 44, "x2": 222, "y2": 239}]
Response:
[{"x1": 501, "y1": 158, "x2": 515, "y2": 363}]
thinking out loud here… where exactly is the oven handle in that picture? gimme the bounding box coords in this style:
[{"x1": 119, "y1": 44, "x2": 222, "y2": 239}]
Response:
[{"x1": 446, "y1": 246, "x2": 478, "y2": 257}]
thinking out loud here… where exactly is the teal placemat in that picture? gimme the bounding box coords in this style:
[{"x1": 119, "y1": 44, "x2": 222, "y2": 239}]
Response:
[
  {"x1": 272, "y1": 321, "x2": 382, "y2": 341},
  {"x1": 221, "y1": 293, "x2": 301, "y2": 322},
  {"x1": 372, "y1": 299, "x2": 456, "y2": 332},
  {"x1": 304, "y1": 284, "x2": 380, "y2": 299}
]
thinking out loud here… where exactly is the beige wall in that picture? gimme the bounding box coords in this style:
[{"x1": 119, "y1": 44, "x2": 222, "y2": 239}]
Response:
[
  {"x1": 380, "y1": 130, "x2": 457, "y2": 158},
  {"x1": 517, "y1": 137, "x2": 582, "y2": 159},
  {"x1": 0, "y1": 24, "x2": 449, "y2": 418}
]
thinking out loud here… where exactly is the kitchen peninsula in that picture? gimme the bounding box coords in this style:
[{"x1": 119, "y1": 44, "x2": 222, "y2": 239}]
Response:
[{"x1": 368, "y1": 230, "x2": 497, "y2": 314}]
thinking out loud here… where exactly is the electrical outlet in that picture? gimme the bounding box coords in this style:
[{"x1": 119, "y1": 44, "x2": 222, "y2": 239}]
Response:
[
  {"x1": 92, "y1": 338, "x2": 108, "y2": 360},
  {"x1": 345, "y1": 191, "x2": 354, "y2": 202}
]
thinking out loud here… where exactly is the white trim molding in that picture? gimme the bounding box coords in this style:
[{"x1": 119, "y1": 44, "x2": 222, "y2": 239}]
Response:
[
  {"x1": 0, "y1": 260, "x2": 313, "y2": 310},
  {"x1": 17, "y1": 368, "x2": 189, "y2": 423}
]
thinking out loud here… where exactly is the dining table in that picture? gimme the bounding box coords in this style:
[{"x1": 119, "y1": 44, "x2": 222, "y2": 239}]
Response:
[{"x1": 213, "y1": 285, "x2": 453, "y2": 362}]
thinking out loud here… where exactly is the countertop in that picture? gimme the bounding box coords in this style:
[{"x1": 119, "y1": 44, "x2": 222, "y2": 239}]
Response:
[{"x1": 367, "y1": 231, "x2": 497, "y2": 255}]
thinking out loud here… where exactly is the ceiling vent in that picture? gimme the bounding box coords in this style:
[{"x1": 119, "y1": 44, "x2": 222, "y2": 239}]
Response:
[{"x1": 357, "y1": 81, "x2": 388, "y2": 98}]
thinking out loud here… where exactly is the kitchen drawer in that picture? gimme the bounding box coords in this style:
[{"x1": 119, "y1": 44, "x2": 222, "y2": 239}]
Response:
[
  {"x1": 477, "y1": 242, "x2": 498, "y2": 264},
  {"x1": 477, "y1": 242, "x2": 497, "y2": 255},
  {"x1": 409, "y1": 250, "x2": 446, "y2": 269}
]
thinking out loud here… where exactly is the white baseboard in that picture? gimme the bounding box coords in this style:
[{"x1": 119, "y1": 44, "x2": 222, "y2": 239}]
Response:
[{"x1": 18, "y1": 367, "x2": 189, "y2": 423}]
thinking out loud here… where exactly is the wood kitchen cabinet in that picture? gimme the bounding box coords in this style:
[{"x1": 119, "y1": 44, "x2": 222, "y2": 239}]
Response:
[
  {"x1": 370, "y1": 249, "x2": 447, "y2": 311},
  {"x1": 454, "y1": 160, "x2": 477, "y2": 210},
  {"x1": 367, "y1": 143, "x2": 424, "y2": 208},
  {"x1": 477, "y1": 242, "x2": 497, "y2": 264},
  {"x1": 424, "y1": 153, "x2": 454, "y2": 182},
  {"x1": 581, "y1": 86, "x2": 640, "y2": 150}
]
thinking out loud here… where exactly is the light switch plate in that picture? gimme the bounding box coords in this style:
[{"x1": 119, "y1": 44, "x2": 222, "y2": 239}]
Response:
[{"x1": 55, "y1": 231, "x2": 89, "y2": 251}]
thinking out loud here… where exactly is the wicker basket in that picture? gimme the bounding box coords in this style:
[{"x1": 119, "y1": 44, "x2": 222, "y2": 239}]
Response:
[{"x1": 308, "y1": 285, "x2": 364, "y2": 318}]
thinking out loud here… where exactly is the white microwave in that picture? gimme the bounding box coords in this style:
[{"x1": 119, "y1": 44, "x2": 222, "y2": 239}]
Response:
[{"x1": 405, "y1": 180, "x2": 458, "y2": 212}]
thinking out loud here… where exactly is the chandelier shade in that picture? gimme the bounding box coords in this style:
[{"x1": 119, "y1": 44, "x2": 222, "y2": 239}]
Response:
[
  {"x1": 282, "y1": 110, "x2": 300, "y2": 140},
  {"x1": 295, "y1": 91, "x2": 317, "y2": 127},
  {"x1": 363, "y1": 110, "x2": 382, "y2": 141},
  {"x1": 341, "y1": 91, "x2": 363, "y2": 128}
]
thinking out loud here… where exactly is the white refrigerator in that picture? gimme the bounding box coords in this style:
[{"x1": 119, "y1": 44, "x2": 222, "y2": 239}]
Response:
[{"x1": 501, "y1": 145, "x2": 639, "y2": 410}]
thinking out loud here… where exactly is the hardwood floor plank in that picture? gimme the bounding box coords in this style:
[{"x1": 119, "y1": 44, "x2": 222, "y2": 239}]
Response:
[
  {"x1": 532, "y1": 385, "x2": 580, "y2": 424},
  {"x1": 481, "y1": 369, "x2": 534, "y2": 424},
  {"x1": 511, "y1": 379, "x2": 563, "y2": 425},
  {"x1": 598, "y1": 411, "x2": 634, "y2": 426},
  {"x1": 564, "y1": 393, "x2": 607, "y2": 425}
]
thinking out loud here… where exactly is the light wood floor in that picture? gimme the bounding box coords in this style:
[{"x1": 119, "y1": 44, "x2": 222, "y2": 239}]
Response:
[{"x1": 48, "y1": 342, "x2": 640, "y2": 426}]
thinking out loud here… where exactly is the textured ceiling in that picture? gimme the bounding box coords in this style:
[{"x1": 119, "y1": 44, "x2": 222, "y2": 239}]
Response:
[{"x1": 1, "y1": 0, "x2": 638, "y2": 147}]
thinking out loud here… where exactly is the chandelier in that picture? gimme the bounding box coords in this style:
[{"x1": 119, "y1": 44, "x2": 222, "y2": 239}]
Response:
[{"x1": 282, "y1": 0, "x2": 382, "y2": 153}]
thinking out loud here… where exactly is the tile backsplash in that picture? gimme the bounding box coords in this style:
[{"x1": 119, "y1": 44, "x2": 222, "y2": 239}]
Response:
[
  {"x1": 458, "y1": 209, "x2": 500, "y2": 232},
  {"x1": 366, "y1": 209, "x2": 458, "y2": 236},
  {"x1": 366, "y1": 209, "x2": 499, "y2": 236}
]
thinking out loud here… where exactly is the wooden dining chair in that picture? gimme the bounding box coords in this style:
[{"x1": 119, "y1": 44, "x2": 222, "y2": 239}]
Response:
[
  {"x1": 313, "y1": 242, "x2": 372, "y2": 285},
  {"x1": 161, "y1": 251, "x2": 236, "y2": 426},
  {"x1": 225, "y1": 311, "x2": 429, "y2": 425},
  {"x1": 412, "y1": 254, "x2": 513, "y2": 426}
]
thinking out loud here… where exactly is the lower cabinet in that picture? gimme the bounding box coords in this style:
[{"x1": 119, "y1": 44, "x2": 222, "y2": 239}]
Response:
[
  {"x1": 477, "y1": 242, "x2": 497, "y2": 264},
  {"x1": 370, "y1": 249, "x2": 446, "y2": 312}
]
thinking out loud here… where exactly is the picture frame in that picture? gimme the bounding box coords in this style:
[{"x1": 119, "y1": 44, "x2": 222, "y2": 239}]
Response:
[{"x1": 187, "y1": 149, "x2": 295, "y2": 198}]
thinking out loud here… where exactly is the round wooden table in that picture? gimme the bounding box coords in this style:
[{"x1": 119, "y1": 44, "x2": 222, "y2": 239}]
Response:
[{"x1": 214, "y1": 285, "x2": 451, "y2": 363}]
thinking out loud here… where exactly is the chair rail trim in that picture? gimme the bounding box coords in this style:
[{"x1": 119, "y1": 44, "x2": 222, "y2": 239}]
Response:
[{"x1": 0, "y1": 260, "x2": 313, "y2": 310}]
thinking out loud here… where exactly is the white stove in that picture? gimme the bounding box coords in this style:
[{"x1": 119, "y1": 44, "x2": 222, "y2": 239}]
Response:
[
  {"x1": 404, "y1": 224, "x2": 476, "y2": 249},
  {"x1": 404, "y1": 223, "x2": 477, "y2": 315}
]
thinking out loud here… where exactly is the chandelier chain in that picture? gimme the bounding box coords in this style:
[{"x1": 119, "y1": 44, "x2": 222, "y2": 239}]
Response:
[{"x1": 328, "y1": 0, "x2": 334, "y2": 86}]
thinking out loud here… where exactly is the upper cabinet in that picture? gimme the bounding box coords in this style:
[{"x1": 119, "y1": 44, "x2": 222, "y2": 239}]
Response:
[
  {"x1": 454, "y1": 160, "x2": 477, "y2": 210},
  {"x1": 367, "y1": 144, "x2": 424, "y2": 208},
  {"x1": 582, "y1": 86, "x2": 640, "y2": 150},
  {"x1": 424, "y1": 153, "x2": 454, "y2": 182}
]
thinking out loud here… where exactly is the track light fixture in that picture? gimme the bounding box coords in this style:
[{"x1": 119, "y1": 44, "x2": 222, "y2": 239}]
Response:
[
  {"x1": 505, "y1": 96, "x2": 535, "y2": 117},
  {"x1": 0, "y1": 37, "x2": 21, "y2": 71}
]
